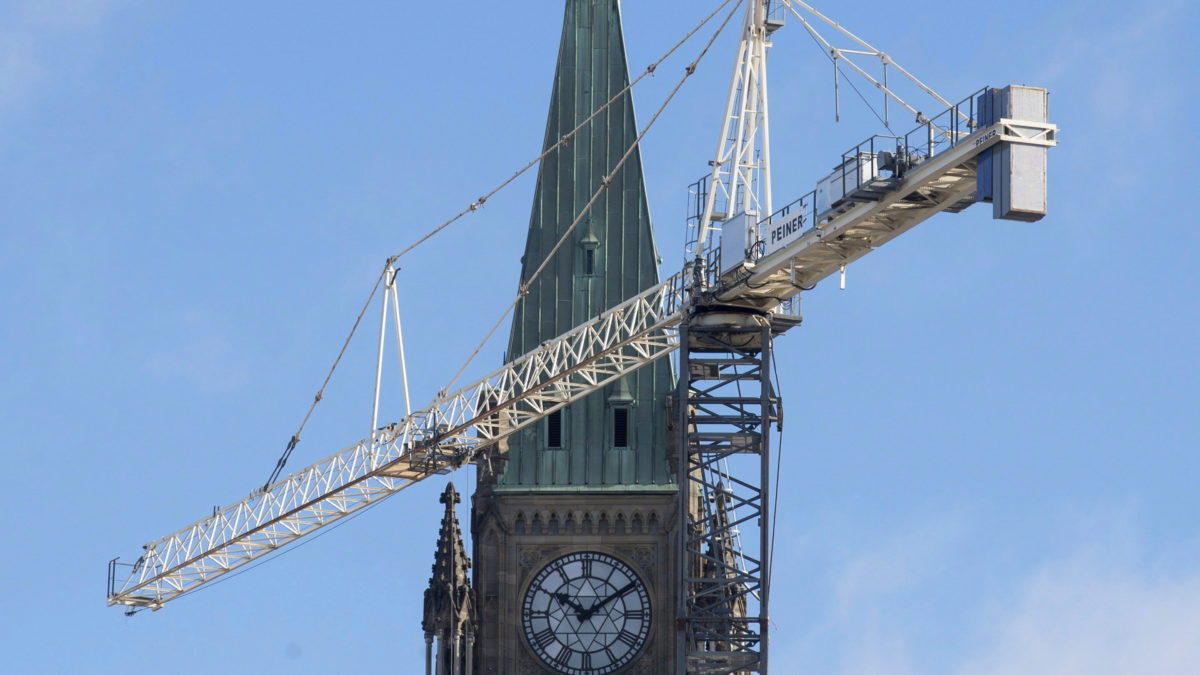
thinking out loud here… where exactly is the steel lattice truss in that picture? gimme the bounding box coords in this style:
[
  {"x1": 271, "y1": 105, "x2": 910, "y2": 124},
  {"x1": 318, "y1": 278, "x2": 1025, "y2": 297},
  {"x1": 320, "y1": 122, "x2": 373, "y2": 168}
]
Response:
[
  {"x1": 108, "y1": 88, "x2": 1055, "y2": 612},
  {"x1": 677, "y1": 322, "x2": 777, "y2": 674},
  {"x1": 108, "y1": 273, "x2": 690, "y2": 609},
  {"x1": 688, "y1": 0, "x2": 776, "y2": 259}
]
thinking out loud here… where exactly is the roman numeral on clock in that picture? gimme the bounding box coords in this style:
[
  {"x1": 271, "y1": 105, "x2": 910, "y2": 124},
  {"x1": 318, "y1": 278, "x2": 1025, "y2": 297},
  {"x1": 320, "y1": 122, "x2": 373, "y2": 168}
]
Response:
[
  {"x1": 532, "y1": 628, "x2": 556, "y2": 650},
  {"x1": 616, "y1": 628, "x2": 640, "y2": 648}
]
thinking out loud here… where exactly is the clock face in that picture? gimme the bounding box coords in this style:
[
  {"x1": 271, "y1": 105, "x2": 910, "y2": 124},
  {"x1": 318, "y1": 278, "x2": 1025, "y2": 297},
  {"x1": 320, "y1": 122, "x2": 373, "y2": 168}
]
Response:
[{"x1": 521, "y1": 551, "x2": 651, "y2": 674}]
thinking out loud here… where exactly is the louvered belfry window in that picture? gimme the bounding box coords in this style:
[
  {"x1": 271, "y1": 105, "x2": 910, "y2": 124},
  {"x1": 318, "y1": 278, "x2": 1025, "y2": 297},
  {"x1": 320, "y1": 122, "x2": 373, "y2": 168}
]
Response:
[
  {"x1": 547, "y1": 410, "x2": 563, "y2": 448},
  {"x1": 613, "y1": 407, "x2": 629, "y2": 448}
]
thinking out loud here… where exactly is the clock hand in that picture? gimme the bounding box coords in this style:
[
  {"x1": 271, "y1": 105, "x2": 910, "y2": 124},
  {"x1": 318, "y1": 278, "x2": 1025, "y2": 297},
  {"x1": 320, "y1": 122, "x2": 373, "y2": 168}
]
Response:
[
  {"x1": 581, "y1": 582, "x2": 636, "y2": 620},
  {"x1": 552, "y1": 591, "x2": 588, "y2": 617}
]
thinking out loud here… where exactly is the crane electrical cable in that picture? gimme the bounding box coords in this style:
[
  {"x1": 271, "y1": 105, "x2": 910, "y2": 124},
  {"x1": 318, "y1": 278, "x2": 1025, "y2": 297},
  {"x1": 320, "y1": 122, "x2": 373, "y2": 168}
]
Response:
[{"x1": 107, "y1": 0, "x2": 1057, "y2": 627}]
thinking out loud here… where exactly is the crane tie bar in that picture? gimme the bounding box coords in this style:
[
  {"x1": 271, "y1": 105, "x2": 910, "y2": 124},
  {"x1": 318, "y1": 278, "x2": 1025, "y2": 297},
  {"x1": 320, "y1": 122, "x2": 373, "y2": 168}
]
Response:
[{"x1": 261, "y1": 265, "x2": 388, "y2": 491}]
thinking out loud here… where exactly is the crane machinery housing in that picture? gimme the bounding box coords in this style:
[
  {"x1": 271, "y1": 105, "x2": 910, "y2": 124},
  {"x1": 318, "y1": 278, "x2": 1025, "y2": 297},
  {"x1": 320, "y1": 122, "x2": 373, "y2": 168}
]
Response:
[{"x1": 107, "y1": 2, "x2": 1056, "y2": 673}]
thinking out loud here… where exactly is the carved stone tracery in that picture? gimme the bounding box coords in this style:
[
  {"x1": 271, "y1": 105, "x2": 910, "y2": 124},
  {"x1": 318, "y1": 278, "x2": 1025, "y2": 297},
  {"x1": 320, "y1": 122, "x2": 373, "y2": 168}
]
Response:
[
  {"x1": 423, "y1": 483, "x2": 478, "y2": 675},
  {"x1": 507, "y1": 503, "x2": 670, "y2": 536}
]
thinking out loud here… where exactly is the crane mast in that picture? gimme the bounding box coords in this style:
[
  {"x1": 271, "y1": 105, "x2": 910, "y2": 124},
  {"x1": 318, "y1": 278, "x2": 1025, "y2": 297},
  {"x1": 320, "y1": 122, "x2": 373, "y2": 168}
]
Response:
[
  {"x1": 108, "y1": 3, "x2": 1056, "y2": 673},
  {"x1": 676, "y1": 4, "x2": 782, "y2": 672}
]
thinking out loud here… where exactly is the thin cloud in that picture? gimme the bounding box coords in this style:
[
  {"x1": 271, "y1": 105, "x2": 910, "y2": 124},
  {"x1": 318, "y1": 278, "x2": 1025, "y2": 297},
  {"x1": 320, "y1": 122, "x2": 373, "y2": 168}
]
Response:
[
  {"x1": 774, "y1": 509, "x2": 1200, "y2": 674},
  {"x1": 956, "y1": 550, "x2": 1200, "y2": 675},
  {"x1": 142, "y1": 308, "x2": 251, "y2": 394},
  {"x1": 0, "y1": 0, "x2": 124, "y2": 113},
  {"x1": 833, "y1": 512, "x2": 969, "y2": 621}
]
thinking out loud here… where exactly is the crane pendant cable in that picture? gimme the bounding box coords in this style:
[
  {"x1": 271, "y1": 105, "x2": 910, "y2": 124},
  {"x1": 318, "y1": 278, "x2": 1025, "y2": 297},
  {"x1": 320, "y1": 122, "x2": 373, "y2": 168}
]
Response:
[{"x1": 262, "y1": 0, "x2": 741, "y2": 488}]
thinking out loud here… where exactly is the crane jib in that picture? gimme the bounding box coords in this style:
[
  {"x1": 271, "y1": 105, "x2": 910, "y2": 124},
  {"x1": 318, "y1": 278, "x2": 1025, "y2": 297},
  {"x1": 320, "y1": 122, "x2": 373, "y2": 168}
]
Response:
[{"x1": 108, "y1": 275, "x2": 689, "y2": 609}]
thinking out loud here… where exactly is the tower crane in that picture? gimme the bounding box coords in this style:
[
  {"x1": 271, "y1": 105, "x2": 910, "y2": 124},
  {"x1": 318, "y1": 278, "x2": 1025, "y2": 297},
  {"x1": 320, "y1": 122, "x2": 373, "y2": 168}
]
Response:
[{"x1": 107, "y1": 1, "x2": 1055, "y2": 672}]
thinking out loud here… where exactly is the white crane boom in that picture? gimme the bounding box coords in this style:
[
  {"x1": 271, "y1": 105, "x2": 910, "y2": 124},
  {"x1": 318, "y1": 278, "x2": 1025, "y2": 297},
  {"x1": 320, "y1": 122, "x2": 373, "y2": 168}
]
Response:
[
  {"x1": 108, "y1": 274, "x2": 689, "y2": 609},
  {"x1": 108, "y1": 89, "x2": 1055, "y2": 611}
]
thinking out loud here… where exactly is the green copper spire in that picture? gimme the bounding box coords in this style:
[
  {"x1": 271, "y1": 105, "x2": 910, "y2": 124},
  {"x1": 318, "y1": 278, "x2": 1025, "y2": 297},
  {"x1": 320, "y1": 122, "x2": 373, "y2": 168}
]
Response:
[{"x1": 499, "y1": 0, "x2": 673, "y2": 490}]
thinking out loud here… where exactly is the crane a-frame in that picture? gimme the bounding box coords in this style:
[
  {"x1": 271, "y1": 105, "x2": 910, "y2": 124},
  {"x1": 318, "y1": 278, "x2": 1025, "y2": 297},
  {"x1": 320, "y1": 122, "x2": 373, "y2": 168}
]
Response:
[{"x1": 107, "y1": 1, "x2": 1056, "y2": 672}]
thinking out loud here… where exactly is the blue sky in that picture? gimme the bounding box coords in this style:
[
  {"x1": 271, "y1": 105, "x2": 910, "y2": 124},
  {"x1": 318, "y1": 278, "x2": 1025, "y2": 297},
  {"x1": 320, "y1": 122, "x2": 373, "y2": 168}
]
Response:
[{"x1": 2, "y1": 1, "x2": 1198, "y2": 673}]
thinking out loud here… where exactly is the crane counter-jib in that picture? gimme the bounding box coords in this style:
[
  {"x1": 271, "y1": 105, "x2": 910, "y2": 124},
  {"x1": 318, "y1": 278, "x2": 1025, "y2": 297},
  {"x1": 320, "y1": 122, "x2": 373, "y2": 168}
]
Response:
[
  {"x1": 108, "y1": 86, "x2": 1056, "y2": 611},
  {"x1": 713, "y1": 91, "x2": 1056, "y2": 310}
]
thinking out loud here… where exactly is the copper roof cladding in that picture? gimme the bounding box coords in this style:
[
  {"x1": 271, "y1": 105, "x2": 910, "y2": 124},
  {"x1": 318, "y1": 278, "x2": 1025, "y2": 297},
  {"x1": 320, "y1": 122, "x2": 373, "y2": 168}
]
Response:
[{"x1": 499, "y1": 0, "x2": 673, "y2": 490}]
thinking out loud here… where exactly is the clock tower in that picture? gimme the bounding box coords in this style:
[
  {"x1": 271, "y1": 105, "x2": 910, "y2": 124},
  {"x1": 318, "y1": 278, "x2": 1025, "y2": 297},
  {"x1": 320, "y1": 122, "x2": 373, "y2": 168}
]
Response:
[{"x1": 470, "y1": 1, "x2": 677, "y2": 673}]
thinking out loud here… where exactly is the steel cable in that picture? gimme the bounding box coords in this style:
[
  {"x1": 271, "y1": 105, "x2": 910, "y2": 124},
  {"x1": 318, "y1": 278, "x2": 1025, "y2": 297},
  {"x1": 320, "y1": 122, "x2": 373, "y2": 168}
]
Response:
[
  {"x1": 264, "y1": 0, "x2": 742, "y2": 483},
  {"x1": 388, "y1": 0, "x2": 738, "y2": 264},
  {"x1": 439, "y1": 0, "x2": 745, "y2": 395},
  {"x1": 261, "y1": 262, "x2": 390, "y2": 491}
]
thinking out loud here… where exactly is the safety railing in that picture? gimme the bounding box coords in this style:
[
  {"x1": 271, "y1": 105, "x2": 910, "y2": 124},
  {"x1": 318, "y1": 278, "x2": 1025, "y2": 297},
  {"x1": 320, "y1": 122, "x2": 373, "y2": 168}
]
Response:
[
  {"x1": 902, "y1": 86, "x2": 987, "y2": 162},
  {"x1": 749, "y1": 85, "x2": 989, "y2": 260},
  {"x1": 685, "y1": 172, "x2": 731, "y2": 263},
  {"x1": 764, "y1": 0, "x2": 787, "y2": 29}
]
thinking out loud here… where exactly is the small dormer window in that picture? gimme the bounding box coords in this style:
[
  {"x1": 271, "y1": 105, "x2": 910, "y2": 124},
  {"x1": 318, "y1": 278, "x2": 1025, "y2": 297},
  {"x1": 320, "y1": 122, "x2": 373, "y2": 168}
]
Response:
[
  {"x1": 584, "y1": 248, "x2": 595, "y2": 276},
  {"x1": 579, "y1": 228, "x2": 600, "y2": 277}
]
